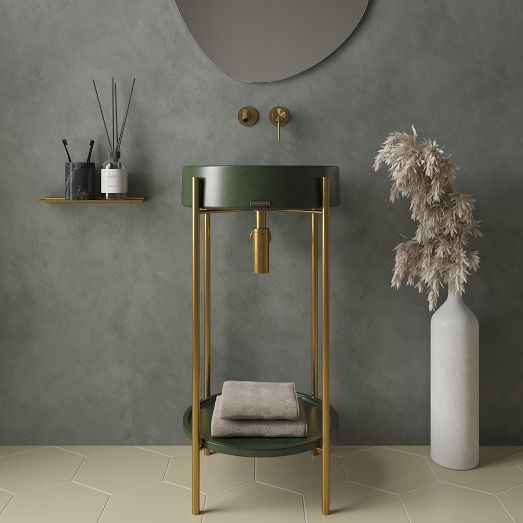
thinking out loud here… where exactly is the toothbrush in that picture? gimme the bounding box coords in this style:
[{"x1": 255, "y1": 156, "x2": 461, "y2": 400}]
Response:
[
  {"x1": 86, "y1": 139, "x2": 94, "y2": 163},
  {"x1": 62, "y1": 139, "x2": 72, "y2": 162}
]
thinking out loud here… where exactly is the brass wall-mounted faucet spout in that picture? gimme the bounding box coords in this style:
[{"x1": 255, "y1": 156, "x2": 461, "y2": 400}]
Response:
[
  {"x1": 250, "y1": 210, "x2": 271, "y2": 273},
  {"x1": 237, "y1": 106, "x2": 259, "y2": 126},
  {"x1": 269, "y1": 106, "x2": 290, "y2": 141}
]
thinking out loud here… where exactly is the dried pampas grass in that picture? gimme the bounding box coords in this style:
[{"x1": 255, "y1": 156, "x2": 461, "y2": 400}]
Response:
[{"x1": 374, "y1": 127, "x2": 481, "y2": 310}]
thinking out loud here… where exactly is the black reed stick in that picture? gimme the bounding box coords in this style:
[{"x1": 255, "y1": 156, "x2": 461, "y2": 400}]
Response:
[
  {"x1": 117, "y1": 78, "x2": 136, "y2": 150},
  {"x1": 62, "y1": 139, "x2": 72, "y2": 162},
  {"x1": 114, "y1": 82, "x2": 119, "y2": 153},
  {"x1": 111, "y1": 77, "x2": 115, "y2": 153},
  {"x1": 86, "y1": 139, "x2": 94, "y2": 163},
  {"x1": 92, "y1": 79, "x2": 112, "y2": 151}
]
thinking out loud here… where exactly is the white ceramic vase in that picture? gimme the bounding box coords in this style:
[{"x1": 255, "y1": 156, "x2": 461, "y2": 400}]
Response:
[{"x1": 431, "y1": 289, "x2": 479, "y2": 470}]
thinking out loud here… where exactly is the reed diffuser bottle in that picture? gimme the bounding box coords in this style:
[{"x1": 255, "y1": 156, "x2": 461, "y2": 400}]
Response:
[
  {"x1": 101, "y1": 149, "x2": 128, "y2": 199},
  {"x1": 92, "y1": 76, "x2": 135, "y2": 200}
]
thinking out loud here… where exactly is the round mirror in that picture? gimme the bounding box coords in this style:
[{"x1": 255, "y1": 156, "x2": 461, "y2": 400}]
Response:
[{"x1": 175, "y1": 0, "x2": 370, "y2": 83}]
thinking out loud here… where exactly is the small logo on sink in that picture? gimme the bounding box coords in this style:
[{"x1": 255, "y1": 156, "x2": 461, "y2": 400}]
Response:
[{"x1": 250, "y1": 200, "x2": 272, "y2": 207}]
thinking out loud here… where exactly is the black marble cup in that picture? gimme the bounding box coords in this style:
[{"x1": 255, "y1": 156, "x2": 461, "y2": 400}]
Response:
[{"x1": 65, "y1": 162, "x2": 96, "y2": 200}]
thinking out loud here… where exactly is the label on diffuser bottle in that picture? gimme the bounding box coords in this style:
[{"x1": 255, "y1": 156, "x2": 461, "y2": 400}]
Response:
[{"x1": 101, "y1": 168, "x2": 128, "y2": 193}]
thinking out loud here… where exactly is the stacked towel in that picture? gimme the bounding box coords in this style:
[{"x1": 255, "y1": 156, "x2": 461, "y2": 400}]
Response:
[
  {"x1": 211, "y1": 381, "x2": 307, "y2": 437},
  {"x1": 221, "y1": 381, "x2": 300, "y2": 420}
]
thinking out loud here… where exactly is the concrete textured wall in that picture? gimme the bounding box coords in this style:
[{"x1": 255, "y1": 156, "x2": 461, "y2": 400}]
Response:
[{"x1": 0, "y1": 0, "x2": 521, "y2": 444}]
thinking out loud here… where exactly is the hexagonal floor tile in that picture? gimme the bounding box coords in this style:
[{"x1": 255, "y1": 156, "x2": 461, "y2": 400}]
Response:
[
  {"x1": 0, "y1": 447, "x2": 42, "y2": 457},
  {"x1": 512, "y1": 452, "x2": 523, "y2": 470},
  {"x1": 0, "y1": 482, "x2": 107, "y2": 523},
  {"x1": 165, "y1": 451, "x2": 253, "y2": 494},
  {"x1": 58, "y1": 446, "x2": 126, "y2": 457},
  {"x1": 331, "y1": 446, "x2": 370, "y2": 457},
  {"x1": 498, "y1": 484, "x2": 523, "y2": 522},
  {"x1": 343, "y1": 447, "x2": 434, "y2": 494},
  {"x1": 305, "y1": 483, "x2": 408, "y2": 523},
  {"x1": 100, "y1": 482, "x2": 203, "y2": 523},
  {"x1": 0, "y1": 489, "x2": 12, "y2": 511},
  {"x1": 483, "y1": 446, "x2": 523, "y2": 457},
  {"x1": 256, "y1": 452, "x2": 345, "y2": 494},
  {"x1": 74, "y1": 447, "x2": 168, "y2": 494},
  {"x1": 429, "y1": 450, "x2": 523, "y2": 493},
  {"x1": 383, "y1": 446, "x2": 430, "y2": 457},
  {"x1": 305, "y1": 481, "x2": 408, "y2": 523},
  {"x1": 204, "y1": 482, "x2": 304, "y2": 523},
  {"x1": 402, "y1": 482, "x2": 512, "y2": 523},
  {"x1": 137, "y1": 446, "x2": 190, "y2": 458},
  {"x1": 0, "y1": 447, "x2": 83, "y2": 493}
]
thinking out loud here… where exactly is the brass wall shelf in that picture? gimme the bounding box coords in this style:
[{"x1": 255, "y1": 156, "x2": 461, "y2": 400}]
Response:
[{"x1": 34, "y1": 197, "x2": 145, "y2": 204}]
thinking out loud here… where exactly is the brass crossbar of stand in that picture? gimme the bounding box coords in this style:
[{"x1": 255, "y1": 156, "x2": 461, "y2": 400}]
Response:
[
  {"x1": 191, "y1": 177, "x2": 331, "y2": 515},
  {"x1": 200, "y1": 208, "x2": 322, "y2": 214}
]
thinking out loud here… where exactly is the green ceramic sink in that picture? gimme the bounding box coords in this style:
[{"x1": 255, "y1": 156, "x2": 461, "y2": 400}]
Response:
[{"x1": 181, "y1": 165, "x2": 340, "y2": 210}]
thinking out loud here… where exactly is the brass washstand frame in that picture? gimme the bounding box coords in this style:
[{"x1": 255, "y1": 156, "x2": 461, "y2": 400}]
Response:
[{"x1": 191, "y1": 176, "x2": 331, "y2": 516}]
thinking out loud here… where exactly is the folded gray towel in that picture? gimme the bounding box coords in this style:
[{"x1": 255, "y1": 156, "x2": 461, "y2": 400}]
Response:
[
  {"x1": 220, "y1": 381, "x2": 300, "y2": 420},
  {"x1": 211, "y1": 395, "x2": 307, "y2": 437}
]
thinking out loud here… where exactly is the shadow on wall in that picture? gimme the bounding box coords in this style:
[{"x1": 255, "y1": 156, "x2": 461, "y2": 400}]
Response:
[
  {"x1": 331, "y1": 172, "x2": 431, "y2": 444},
  {"x1": 472, "y1": 186, "x2": 523, "y2": 444}
]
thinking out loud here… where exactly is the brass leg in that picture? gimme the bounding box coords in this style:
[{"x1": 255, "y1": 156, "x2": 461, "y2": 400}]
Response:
[
  {"x1": 203, "y1": 213, "x2": 211, "y2": 457},
  {"x1": 192, "y1": 178, "x2": 201, "y2": 515},
  {"x1": 322, "y1": 177, "x2": 330, "y2": 516},
  {"x1": 311, "y1": 213, "x2": 319, "y2": 456},
  {"x1": 311, "y1": 213, "x2": 318, "y2": 398}
]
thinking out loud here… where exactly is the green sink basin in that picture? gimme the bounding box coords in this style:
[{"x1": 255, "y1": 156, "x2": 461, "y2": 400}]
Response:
[{"x1": 181, "y1": 165, "x2": 340, "y2": 210}]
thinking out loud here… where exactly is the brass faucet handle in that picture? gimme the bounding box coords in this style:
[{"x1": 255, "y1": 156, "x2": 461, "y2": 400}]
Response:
[{"x1": 269, "y1": 106, "x2": 290, "y2": 141}]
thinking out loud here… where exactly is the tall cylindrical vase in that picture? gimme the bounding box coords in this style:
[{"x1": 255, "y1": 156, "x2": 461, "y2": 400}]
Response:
[{"x1": 431, "y1": 289, "x2": 479, "y2": 470}]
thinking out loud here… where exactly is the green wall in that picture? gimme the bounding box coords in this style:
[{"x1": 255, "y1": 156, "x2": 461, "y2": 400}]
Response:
[{"x1": 0, "y1": 0, "x2": 521, "y2": 444}]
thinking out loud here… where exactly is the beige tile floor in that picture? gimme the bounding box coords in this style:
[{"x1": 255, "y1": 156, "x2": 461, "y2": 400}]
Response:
[{"x1": 0, "y1": 446, "x2": 520, "y2": 522}]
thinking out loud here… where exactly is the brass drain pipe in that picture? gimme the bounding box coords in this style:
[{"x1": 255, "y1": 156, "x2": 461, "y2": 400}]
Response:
[{"x1": 251, "y1": 211, "x2": 271, "y2": 274}]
